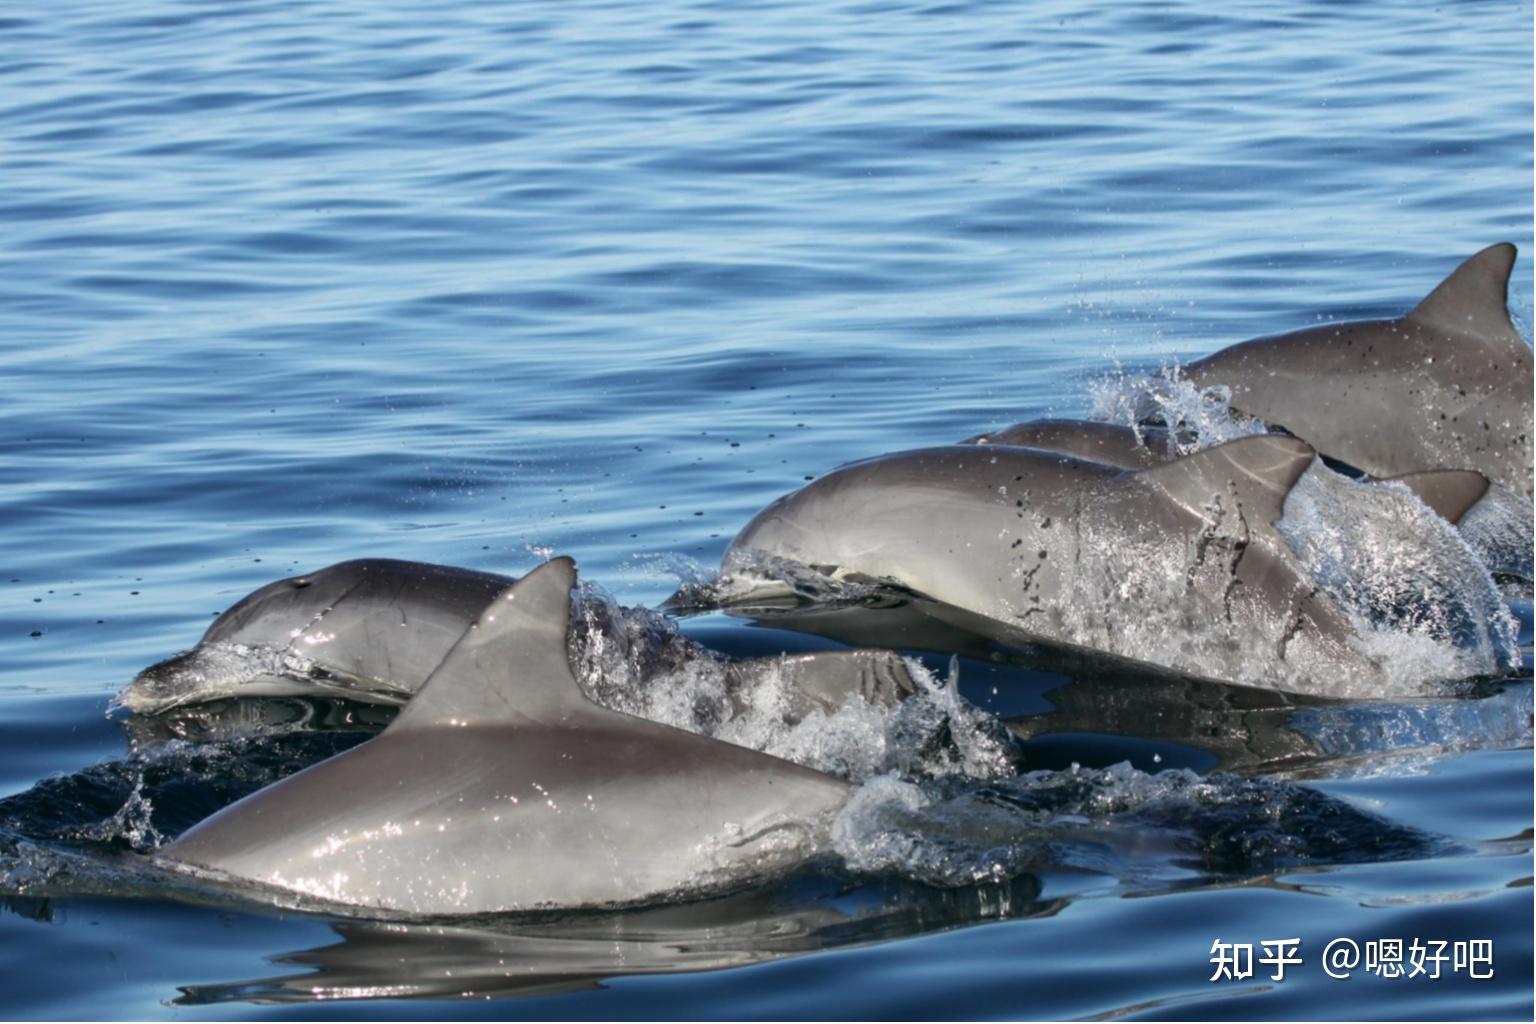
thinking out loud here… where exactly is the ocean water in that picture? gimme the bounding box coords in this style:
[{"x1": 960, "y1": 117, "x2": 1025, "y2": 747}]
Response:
[{"x1": 1, "y1": 0, "x2": 1531, "y2": 1019}]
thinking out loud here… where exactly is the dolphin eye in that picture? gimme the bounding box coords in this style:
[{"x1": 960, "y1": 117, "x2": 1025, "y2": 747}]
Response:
[{"x1": 291, "y1": 579, "x2": 312, "y2": 589}]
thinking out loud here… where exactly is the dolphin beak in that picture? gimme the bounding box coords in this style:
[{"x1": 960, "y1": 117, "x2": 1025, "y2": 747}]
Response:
[{"x1": 658, "y1": 589, "x2": 697, "y2": 614}]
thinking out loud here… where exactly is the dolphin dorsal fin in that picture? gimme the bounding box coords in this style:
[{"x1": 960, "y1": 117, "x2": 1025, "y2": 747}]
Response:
[
  {"x1": 392, "y1": 557, "x2": 586, "y2": 730},
  {"x1": 1135, "y1": 435, "x2": 1315, "y2": 524},
  {"x1": 1381, "y1": 470, "x2": 1490, "y2": 525},
  {"x1": 1407, "y1": 243, "x2": 1525, "y2": 352}
]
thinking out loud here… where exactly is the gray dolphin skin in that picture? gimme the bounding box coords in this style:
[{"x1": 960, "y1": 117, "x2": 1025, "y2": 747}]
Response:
[
  {"x1": 961, "y1": 418, "x2": 1530, "y2": 582},
  {"x1": 160, "y1": 558, "x2": 851, "y2": 915},
  {"x1": 724, "y1": 436, "x2": 1390, "y2": 694},
  {"x1": 122, "y1": 560, "x2": 511, "y2": 712},
  {"x1": 962, "y1": 418, "x2": 1173, "y2": 468},
  {"x1": 1176, "y1": 243, "x2": 1534, "y2": 499},
  {"x1": 120, "y1": 558, "x2": 917, "y2": 718}
]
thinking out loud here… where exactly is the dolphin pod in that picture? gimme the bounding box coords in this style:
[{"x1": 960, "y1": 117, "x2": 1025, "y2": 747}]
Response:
[
  {"x1": 159, "y1": 558, "x2": 852, "y2": 914},
  {"x1": 719, "y1": 245, "x2": 1531, "y2": 691},
  {"x1": 120, "y1": 558, "x2": 917, "y2": 719},
  {"x1": 122, "y1": 242, "x2": 1530, "y2": 917}
]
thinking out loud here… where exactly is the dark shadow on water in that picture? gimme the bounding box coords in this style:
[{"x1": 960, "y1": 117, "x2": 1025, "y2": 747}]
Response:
[
  {"x1": 701, "y1": 598, "x2": 1533, "y2": 777},
  {"x1": 0, "y1": 694, "x2": 1478, "y2": 1008},
  {"x1": 163, "y1": 872, "x2": 1063, "y2": 1005}
]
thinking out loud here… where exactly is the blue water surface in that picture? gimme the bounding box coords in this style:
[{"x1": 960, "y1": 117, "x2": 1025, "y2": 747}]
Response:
[{"x1": 0, "y1": 0, "x2": 1531, "y2": 1019}]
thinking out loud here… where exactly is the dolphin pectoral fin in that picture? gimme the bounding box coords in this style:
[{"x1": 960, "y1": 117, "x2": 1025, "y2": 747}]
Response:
[
  {"x1": 1381, "y1": 470, "x2": 1491, "y2": 525},
  {"x1": 1407, "y1": 242, "x2": 1524, "y2": 352},
  {"x1": 1132, "y1": 434, "x2": 1316, "y2": 524}
]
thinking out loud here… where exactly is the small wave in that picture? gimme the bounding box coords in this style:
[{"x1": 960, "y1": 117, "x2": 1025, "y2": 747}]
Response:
[
  {"x1": 831, "y1": 761, "x2": 1444, "y2": 889},
  {"x1": 1287, "y1": 680, "x2": 1533, "y2": 778},
  {"x1": 572, "y1": 590, "x2": 1021, "y2": 782},
  {"x1": 0, "y1": 730, "x2": 370, "y2": 854},
  {"x1": 112, "y1": 641, "x2": 320, "y2": 715},
  {"x1": 694, "y1": 548, "x2": 913, "y2": 612},
  {"x1": 1088, "y1": 363, "x2": 1268, "y2": 451},
  {"x1": 1457, "y1": 483, "x2": 1535, "y2": 587}
]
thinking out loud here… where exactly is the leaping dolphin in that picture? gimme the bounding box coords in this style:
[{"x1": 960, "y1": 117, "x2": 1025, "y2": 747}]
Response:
[
  {"x1": 119, "y1": 558, "x2": 917, "y2": 721},
  {"x1": 1173, "y1": 243, "x2": 1533, "y2": 499},
  {"x1": 158, "y1": 558, "x2": 852, "y2": 915},
  {"x1": 723, "y1": 435, "x2": 1419, "y2": 695}
]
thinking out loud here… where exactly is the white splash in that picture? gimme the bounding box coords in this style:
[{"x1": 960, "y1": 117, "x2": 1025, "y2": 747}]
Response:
[
  {"x1": 1088, "y1": 363, "x2": 1267, "y2": 453},
  {"x1": 568, "y1": 589, "x2": 1018, "y2": 783},
  {"x1": 111, "y1": 642, "x2": 318, "y2": 715},
  {"x1": 1277, "y1": 465, "x2": 1520, "y2": 691},
  {"x1": 1455, "y1": 483, "x2": 1535, "y2": 587}
]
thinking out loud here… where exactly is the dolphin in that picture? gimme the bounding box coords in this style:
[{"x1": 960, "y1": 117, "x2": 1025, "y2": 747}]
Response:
[
  {"x1": 158, "y1": 558, "x2": 852, "y2": 915},
  {"x1": 1173, "y1": 243, "x2": 1533, "y2": 499},
  {"x1": 960, "y1": 418, "x2": 1530, "y2": 582},
  {"x1": 119, "y1": 558, "x2": 917, "y2": 720},
  {"x1": 722, "y1": 435, "x2": 1402, "y2": 695}
]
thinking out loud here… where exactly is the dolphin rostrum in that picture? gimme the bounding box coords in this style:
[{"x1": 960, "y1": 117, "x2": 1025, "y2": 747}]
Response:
[
  {"x1": 961, "y1": 418, "x2": 1530, "y2": 582},
  {"x1": 722, "y1": 435, "x2": 1407, "y2": 695},
  {"x1": 159, "y1": 557, "x2": 852, "y2": 915},
  {"x1": 1174, "y1": 243, "x2": 1534, "y2": 499},
  {"x1": 119, "y1": 558, "x2": 917, "y2": 721}
]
